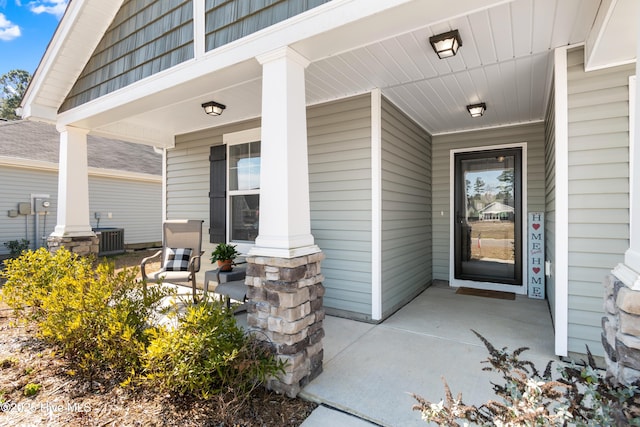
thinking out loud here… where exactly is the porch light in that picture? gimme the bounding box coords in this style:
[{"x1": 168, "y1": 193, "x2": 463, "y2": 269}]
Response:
[
  {"x1": 466, "y1": 103, "x2": 486, "y2": 118},
  {"x1": 429, "y1": 30, "x2": 462, "y2": 59},
  {"x1": 201, "y1": 101, "x2": 226, "y2": 116}
]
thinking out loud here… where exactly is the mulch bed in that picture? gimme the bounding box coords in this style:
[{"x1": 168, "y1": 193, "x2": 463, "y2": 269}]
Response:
[{"x1": 0, "y1": 251, "x2": 318, "y2": 426}]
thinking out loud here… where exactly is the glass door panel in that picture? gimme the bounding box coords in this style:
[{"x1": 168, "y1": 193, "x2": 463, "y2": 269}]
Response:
[{"x1": 454, "y1": 148, "x2": 522, "y2": 285}]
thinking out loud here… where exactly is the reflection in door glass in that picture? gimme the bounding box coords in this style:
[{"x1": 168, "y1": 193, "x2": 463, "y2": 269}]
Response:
[{"x1": 458, "y1": 154, "x2": 518, "y2": 282}]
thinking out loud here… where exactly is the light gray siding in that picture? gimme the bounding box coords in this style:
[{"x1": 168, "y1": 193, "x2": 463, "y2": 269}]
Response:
[
  {"x1": 431, "y1": 123, "x2": 546, "y2": 281},
  {"x1": 0, "y1": 165, "x2": 161, "y2": 255},
  {"x1": 380, "y1": 97, "x2": 431, "y2": 317},
  {"x1": 308, "y1": 95, "x2": 373, "y2": 319},
  {"x1": 88, "y1": 175, "x2": 162, "y2": 246},
  {"x1": 205, "y1": 0, "x2": 331, "y2": 52},
  {"x1": 544, "y1": 82, "x2": 557, "y2": 325},
  {"x1": 172, "y1": 118, "x2": 262, "y2": 266},
  {"x1": 173, "y1": 95, "x2": 373, "y2": 318},
  {"x1": 565, "y1": 47, "x2": 634, "y2": 357},
  {"x1": 62, "y1": 0, "x2": 194, "y2": 111},
  {"x1": 0, "y1": 166, "x2": 58, "y2": 253}
]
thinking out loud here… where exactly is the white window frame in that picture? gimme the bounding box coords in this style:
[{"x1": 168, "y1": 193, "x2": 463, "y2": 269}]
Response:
[{"x1": 223, "y1": 127, "x2": 261, "y2": 255}]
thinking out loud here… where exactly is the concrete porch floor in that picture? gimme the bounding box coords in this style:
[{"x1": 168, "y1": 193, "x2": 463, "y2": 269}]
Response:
[
  {"x1": 167, "y1": 280, "x2": 556, "y2": 426},
  {"x1": 297, "y1": 282, "x2": 557, "y2": 426}
]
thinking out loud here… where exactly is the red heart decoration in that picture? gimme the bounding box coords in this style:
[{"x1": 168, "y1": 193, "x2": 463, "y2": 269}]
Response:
[
  {"x1": 532, "y1": 224, "x2": 540, "y2": 230},
  {"x1": 533, "y1": 267, "x2": 541, "y2": 274}
]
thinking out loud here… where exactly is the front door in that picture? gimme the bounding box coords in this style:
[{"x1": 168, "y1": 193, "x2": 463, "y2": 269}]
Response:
[{"x1": 454, "y1": 148, "x2": 522, "y2": 285}]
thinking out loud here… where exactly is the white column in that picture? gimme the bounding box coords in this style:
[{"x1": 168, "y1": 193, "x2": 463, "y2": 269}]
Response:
[
  {"x1": 250, "y1": 47, "x2": 320, "y2": 258},
  {"x1": 613, "y1": 12, "x2": 640, "y2": 290},
  {"x1": 51, "y1": 125, "x2": 95, "y2": 237}
]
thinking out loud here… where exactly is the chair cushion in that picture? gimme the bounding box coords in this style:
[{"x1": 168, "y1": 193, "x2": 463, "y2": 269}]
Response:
[{"x1": 163, "y1": 247, "x2": 192, "y2": 271}]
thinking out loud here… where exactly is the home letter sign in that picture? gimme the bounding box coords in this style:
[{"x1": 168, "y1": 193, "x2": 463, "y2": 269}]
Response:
[{"x1": 528, "y1": 212, "x2": 544, "y2": 299}]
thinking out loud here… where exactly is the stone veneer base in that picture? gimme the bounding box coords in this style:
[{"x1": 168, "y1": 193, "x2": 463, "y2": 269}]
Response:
[
  {"x1": 245, "y1": 251, "x2": 325, "y2": 398},
  {"x1": 603, "y1": 274, "x2": 640, "y2": 384},
  {"x1": 47, "y1": 235, "x2": 99, "y2": 256}
]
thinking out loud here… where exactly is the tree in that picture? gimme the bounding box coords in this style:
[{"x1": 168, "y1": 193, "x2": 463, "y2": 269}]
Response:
[
  {"x1": 473, "y1": 177, "x2": 486, "y2": 197},
  {"x1": 496, "y1": 169, "x2": 514, "y2": 202},
  {"x1": 0, "y1": 69, "x2": 31, "y2": 120}
]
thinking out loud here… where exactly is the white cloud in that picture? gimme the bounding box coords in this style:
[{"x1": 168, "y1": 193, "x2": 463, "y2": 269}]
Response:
[
  {"x1": 0, "y1": 12, "x2": 20, "y2": 41},
  {"x1": 28, "y1": 0, "x2": 68, "y2": 19}
]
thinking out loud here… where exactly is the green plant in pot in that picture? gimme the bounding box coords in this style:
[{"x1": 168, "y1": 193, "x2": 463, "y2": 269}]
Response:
[{"x1": 210, "y1": 243, "x2": 239, "y2": 271}]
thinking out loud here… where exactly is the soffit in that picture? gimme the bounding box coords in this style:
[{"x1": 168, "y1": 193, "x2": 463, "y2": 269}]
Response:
[{"x1": 33, "y1": 0, "x2": 638, "y2": 146}]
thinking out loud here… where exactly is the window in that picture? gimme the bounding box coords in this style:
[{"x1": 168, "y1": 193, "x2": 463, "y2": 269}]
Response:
[{"x1": 228, "y1": 141, "x2": 260, "y2": 242}]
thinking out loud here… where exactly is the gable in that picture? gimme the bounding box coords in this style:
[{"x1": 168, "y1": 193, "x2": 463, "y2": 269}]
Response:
[
  {"x1": 59, "y1": 0, "x2": 332, "y2": 113},
  {"x1": 60, "y1": 0, "x2": 195, "y2": 112},
  {"x1": 204, "y1": 0, "x2": 331, "y2": 51}
]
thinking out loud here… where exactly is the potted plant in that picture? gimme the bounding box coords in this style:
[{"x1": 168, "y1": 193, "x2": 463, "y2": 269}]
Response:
[{"x1": 210, "y1": 243, "x2": 239, "y2": 271}]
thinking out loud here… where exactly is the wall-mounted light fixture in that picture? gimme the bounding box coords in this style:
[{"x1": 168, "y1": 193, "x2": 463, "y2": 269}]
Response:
[
  {"x1": 201, "y1": 101, "x2": 226, "y2": 116},
  {"x1": 466, "y1": 103, "x2": 486, "y2": 118},
  {"x1": 429, "y1": 30, "x2": 462, "y2": 59}
]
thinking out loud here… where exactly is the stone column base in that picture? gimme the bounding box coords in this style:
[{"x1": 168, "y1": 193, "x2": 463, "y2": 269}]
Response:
[
  {"x1": 603, "y1": 274, "x2": 640, "y2": 385},
  {"x1": 246, "y1": 251, "x2": 325, "y2": 398},
  {"x1": 47, "y1": 235, "x2": 99, "y2": 256}
]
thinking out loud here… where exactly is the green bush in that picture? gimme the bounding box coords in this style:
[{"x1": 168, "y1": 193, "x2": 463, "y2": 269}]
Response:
[
  {"x1": 141, "y1": 300, "x2": 286, "y2": 399},
  {"x1": 3, "y1": 239, "x2": 30, "y2": 257},
  {"x1": 1, "y1": 248, "x2": 173, "y2": 380},
  {"x1": 1, "y1": 248, "x2": 78, "y2": 320},
  {"x1": 2, "y1": 248, "x2": 285, "y2": 402},
  {"x1": 23, "y1": 383, "x2": 41, "y2": 397},
  {"x1": 412, "y1": 331, "x2": 640, "y2": 426},
  {"x1": 40, "y1": 261, "x2": 171, "y2": 378}
]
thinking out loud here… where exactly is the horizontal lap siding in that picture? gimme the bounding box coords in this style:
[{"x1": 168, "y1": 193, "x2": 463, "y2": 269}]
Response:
[
  {"x1": 0, "y1": 166, "x2": 161, "y2": 255},
  {"x1": 172, "y1": 95, "x2": 374, "y2": 319},
  {"x1": 380, "y1": 97, "x2": 431, "y2": 317},
  {"x1": 308, "y1": 95, "x2": 373, "y2": 318},
  {"x1": 172, "y1": 119, "x2": 261, "y2": 268},
  {"x1": 545, "y1": 82, "x2": 557, "y2": 325},
  {"x1": 0, "y1": 167, "x2": 58, "y2": 253},
  {"x1": 88, "y1": 176, "x2": 162, "y2": 245},
  {"x1": 432, "y1": 123, "x2": 546, "y2": 281},
  {"x1": 566, "y1": 47, "x2": 634, "y2": 357}
]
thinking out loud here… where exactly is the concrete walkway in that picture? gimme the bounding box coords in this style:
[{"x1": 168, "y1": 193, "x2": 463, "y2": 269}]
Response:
[{"x1": 298, "y1": 283, "x2": 557, "y2": 427}]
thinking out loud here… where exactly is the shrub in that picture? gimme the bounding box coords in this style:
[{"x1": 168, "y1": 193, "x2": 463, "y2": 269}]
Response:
[
  {"x1": 1, "y1": 248, "x2": 78, "y2": 320},
  {"x1": 3, "y1": 239, "x2": 30, "y2": 258},
  {"x1": 1, "y1": 248, "x2": 173, "y2": 380},
  {"x1": 23, "y1": 383, "x2": 41, "y2": 397},
  {"x1": 412, "y1": 331, "x2": 640, "y2": 426},
  {"x1": 141, "y1": 300, "x2": 286, "y2": 400},
  {"x1": 2, "y1": 248, "x2": 286, "y2": 406},
  {"x1": 39, "y1": 261, "x2": 172, "y2": 379}
]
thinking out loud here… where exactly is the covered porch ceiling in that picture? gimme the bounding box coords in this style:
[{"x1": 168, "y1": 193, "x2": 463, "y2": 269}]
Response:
[{"x1": 48, "y1": 0, "x2": 637, "y2": 147}]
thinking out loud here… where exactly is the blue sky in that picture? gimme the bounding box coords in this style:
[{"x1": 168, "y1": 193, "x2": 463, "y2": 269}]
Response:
[{"x1": 0, "y1": 0, "x2": 68, "y2": 77}]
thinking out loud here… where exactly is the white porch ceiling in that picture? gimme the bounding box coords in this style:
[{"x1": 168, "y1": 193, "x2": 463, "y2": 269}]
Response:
[
  {"x1": 52, "y1": 0, "x2": 637, "y2": 145},
  {"x1": 304, "y1": 0, "x2": 602, "y2": 135}
]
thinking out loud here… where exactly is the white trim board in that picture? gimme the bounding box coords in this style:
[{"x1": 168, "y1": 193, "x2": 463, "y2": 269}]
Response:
[
  {"x1": 371, "y1": 89, "x2": 383, "y2": 321},
  {"x1": 448, "y1": 142, "x2": 528, "y2": 295},
  {"x1": 553, "y1": 46, "x2": 570, "y2": 357}
]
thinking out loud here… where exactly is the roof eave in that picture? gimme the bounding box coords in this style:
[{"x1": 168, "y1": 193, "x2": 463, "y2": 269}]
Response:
[{"x1": 21, "y1": 0, "x2": 125, "y2": 122}]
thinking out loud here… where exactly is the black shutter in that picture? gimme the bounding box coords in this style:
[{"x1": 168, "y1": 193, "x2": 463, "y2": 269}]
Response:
[{"x1": 209, "y1": 145, "x2": 226, "y2": 243}]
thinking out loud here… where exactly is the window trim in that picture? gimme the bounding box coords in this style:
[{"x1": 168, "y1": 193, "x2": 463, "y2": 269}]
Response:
[{"x1": 223, "y1": 128, "x2": 261, "y2": 254}]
